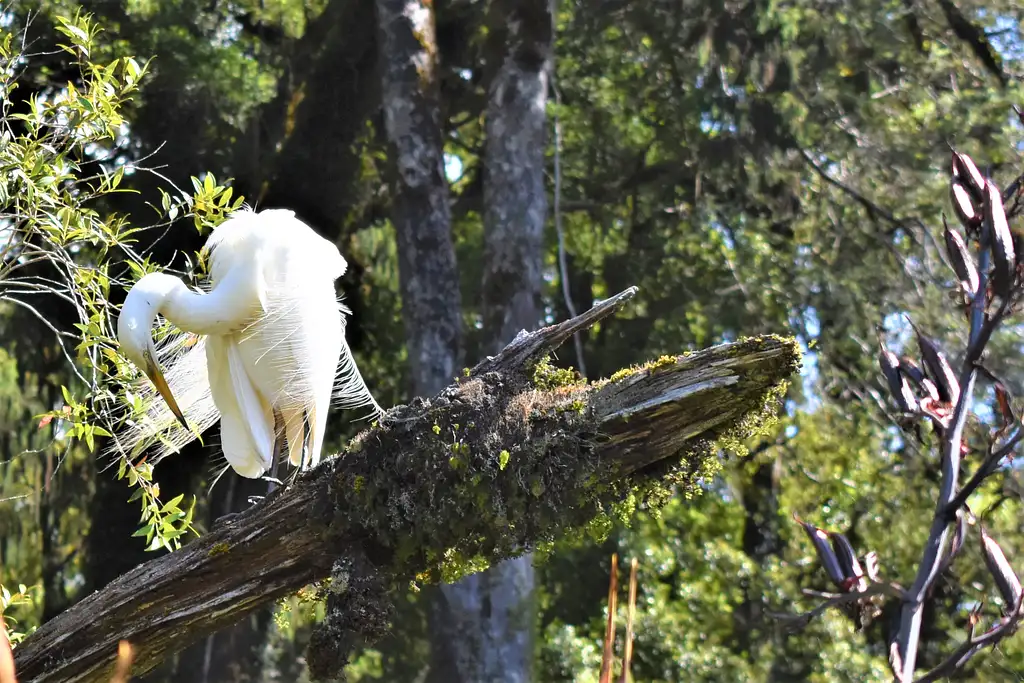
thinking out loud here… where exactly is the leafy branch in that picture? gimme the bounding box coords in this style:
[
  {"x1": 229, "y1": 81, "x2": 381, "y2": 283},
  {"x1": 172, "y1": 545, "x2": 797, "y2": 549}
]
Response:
[{"x1": 0, "y1": 13, "x2": 242, "y2": 562}]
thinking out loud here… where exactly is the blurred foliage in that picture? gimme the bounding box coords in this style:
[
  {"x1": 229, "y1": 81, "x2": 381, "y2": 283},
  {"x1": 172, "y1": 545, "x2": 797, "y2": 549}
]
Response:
[{"x1": 3, "y1": 0, "x2": 1024, "y2": 681}]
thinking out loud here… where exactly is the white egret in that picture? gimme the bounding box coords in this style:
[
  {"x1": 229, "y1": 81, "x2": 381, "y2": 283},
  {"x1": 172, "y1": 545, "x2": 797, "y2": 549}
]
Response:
[{"x1": 111, "y1": 207, "x2": 384, "y2": 481}]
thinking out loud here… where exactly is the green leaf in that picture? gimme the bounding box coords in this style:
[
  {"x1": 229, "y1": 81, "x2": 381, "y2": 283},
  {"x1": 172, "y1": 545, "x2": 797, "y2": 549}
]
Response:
[
  {"x1": 132, "y1": 523, "x2": 154, "y2": 538},
  {"x1": 124, "y1": 57, "x2": 142, "y2": 85},
  {"x1": 160, "y1": 493, "x2": 185, "y2": 514}
]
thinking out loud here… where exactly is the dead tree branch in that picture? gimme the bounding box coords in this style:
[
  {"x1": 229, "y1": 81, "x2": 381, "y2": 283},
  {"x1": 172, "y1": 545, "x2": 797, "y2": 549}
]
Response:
[{"x1": 13, "y1": 288, "x2": 800, "y2": 683}]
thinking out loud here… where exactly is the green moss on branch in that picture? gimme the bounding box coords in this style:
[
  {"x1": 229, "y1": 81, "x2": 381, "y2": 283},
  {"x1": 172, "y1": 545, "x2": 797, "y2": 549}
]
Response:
[{"x1": 325, "y1": 335, "x2": 801, "y2": 589}]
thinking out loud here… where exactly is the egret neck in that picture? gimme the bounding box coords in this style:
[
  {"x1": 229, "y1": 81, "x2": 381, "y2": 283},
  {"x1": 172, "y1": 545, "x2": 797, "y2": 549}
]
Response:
[{"x1": 117, "y1": 266, "x2": 263, "y2": 428}]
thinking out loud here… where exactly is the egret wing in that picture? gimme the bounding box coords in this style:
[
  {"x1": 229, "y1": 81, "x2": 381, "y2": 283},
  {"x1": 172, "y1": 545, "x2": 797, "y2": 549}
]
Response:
[
  {"x1": 206, "y1": 334, "x2": 274, "y2": 478},
  {"x1": 226, "y1": 339, "x2": 275, "y2": 471}
]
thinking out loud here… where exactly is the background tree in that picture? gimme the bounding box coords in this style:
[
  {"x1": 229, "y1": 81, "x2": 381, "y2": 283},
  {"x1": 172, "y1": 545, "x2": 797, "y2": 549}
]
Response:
[{"x1": 424, "y1": 0, "x2": 555, "y2": 680}]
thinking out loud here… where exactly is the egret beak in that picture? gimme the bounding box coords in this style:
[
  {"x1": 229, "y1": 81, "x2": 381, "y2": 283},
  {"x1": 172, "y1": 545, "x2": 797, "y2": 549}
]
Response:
[{"x1": 142, "y1": 350, "x2": 189, "y2": 430}]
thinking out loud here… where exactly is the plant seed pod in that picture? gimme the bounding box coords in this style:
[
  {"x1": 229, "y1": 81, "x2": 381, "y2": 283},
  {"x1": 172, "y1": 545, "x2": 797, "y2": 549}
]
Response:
[
  {"x1": 909, "y1": 321, "x2": 960, "y2": 407},
  {"x1": 919, "y1": 377, "x2": 941, "y2": 403},
  {"x1": 952, "y1": 150, "x2": 986, "y2": 200},
  {"x1": 1013, "y1": 227, "x2": 1024, "y2": 268},
  {"x1": 898, "y1": 356, "x2": 926, "y2": 386},
  {"x1": 995, "y1": 382, "x2": 1016, "y2": 425},
  {"x1": 795, "y1": 515, "x2": 846, "y2": 588},
  {"x1": 951, "y1": 180, "x2": 981, "y2": 233},
  {"x1": 879, "y1": 344, "x2": 918, "y2": 413},
  {"x1": 830, "y1": 532, "x2": 868, "y2": 592},
  {"x1": 942, "y1": 217, "x2": 979, "y2": 297},
  {"x1": 985, "y1": 179, "x2": 1016, "y2": 298},
  {"x1": 981, "y1": 527, "x2": 1023, "y2": 615},
  {"x1": 899, "y1": 357, "x2": 941, "y2": 402},
  {"x1": 862, "y1": 551, "x2": 880, "y2": 582},
  {"x1": 919, "y1": 396, "x2": 953, "y2": 430},
  {"x1": 889, "y1": 643, "x2": 904, "y2": 682}
]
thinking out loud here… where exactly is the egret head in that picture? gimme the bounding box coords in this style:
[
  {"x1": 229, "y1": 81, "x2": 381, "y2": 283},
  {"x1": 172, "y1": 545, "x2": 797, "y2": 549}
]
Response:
[{"x1": 117, "y1": 273, "x2": 190, "y2": 429}]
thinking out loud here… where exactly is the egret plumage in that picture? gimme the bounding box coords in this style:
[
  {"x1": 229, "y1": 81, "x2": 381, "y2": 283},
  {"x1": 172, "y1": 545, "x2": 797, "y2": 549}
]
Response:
[{"x1": 111, "y1": 207, "x2": 383, "y2": 481}]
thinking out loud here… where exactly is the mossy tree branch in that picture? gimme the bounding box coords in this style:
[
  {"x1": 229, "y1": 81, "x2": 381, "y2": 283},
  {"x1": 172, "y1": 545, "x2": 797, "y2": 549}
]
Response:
[{"x1": 13, "y1": 288, "x2": 801, "y2": 683}]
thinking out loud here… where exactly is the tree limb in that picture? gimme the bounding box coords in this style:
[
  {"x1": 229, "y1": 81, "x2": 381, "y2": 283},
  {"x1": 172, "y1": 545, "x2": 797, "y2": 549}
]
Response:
[{"x1": 13, "y1": 288, "x2": 801, "y2": 683}]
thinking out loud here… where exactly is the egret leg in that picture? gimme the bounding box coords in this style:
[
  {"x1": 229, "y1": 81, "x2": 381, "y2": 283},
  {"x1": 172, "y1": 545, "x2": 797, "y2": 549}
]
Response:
[
  {"x1": 301, "y1": 408, "x2": 313, "y2": 471},
  {"x1": 267, "y1": 409, "x2": 285, "y2": 494}
]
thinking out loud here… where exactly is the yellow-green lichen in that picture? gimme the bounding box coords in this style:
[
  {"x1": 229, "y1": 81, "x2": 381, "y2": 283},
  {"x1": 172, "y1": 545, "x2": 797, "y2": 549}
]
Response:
[
  {"x1": 438, "y1": 549, "x2": 491, "y2": 584},
  {"x1": 571, "y1": 336, "x2": 801, "y2": 537},
  {"x1": 208, "y1": 542, "x2": 230, "y2": 557},
  {"x1": 530, "y1": 356, "x2": 583, "y2": 391},
  {"x1": 607, "y1": 354, "x2": 679, "y2": 384}
]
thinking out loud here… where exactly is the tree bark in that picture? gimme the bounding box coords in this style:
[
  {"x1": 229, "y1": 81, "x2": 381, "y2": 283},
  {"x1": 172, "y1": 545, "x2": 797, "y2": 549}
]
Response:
[
  {"x1": 478, "y1": 0, "x2": 551, "y2": 349},
  {"x1": 429, "y1": 0, "x2": 553, "y2": 679},
  {"x1": 375, "y1": 0, "x2": 463, "y2": 398},
  {"x1": 12, "y1": 289, "x2": 800, "y2": 683}
]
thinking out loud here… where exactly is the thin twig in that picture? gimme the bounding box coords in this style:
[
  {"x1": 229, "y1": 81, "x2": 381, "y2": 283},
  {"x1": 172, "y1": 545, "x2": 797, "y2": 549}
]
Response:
[
  {"x1": 0, "y1": 296, "x2": 89, "y2": 384},
  {"x1": 946, "y1": 426, "x2": 1024, "y2": 514},
  {"x1": 913, "y1": 601, "x2": 1024, "y2": 683},
  {"x1": 771, "y1": 583, "x2": 906, "y2": 631},
  {"x1": 108, "y1": 641, "x2": 133, "y2": 683},
  {"x1": 599, "y1": 553, "x2": 619, "y2": 683},
  {"x1": 618, "y1": 558, "x2": 638, "y2": 683},
  {"x1": 799, "y1": 147, "x2": 920, "y2": 231}
]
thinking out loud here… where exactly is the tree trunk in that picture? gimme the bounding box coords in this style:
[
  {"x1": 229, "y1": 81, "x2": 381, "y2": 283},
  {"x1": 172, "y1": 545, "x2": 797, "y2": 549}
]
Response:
[
  {"x1": 252, "y1": 0, "x2": 381, "y2": 233},
  {"x1": 478, "y1": 0, "x2": 551, "y2": 350},
  {"x1": 733, "y1": 457, "x2": 782, "y2": 658},
  {"x1": 12, "y1": 291, "x2": 800, "y2": 683},
  {"x1": 428, "y1": 0, "x2": 552, "y2": 679},
  {"x1": 374, "y1": 0, "x2": 463, "y2": 399},
  {"x1": 374, "y1": 2, "x2": 467, "y2": 677}
]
